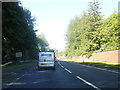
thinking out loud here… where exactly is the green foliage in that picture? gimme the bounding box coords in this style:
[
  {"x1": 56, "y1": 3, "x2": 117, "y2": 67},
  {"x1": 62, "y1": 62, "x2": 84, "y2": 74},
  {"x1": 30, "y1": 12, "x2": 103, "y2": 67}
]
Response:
[
  {"x1": 96, "y1": 13, "x2": 119, "y2": 51},
  {"x1": 55, "y1": 52, "x2": 63, "y2": 58},
  {"x1": 2, "y1": 2, "x2": 40, "y2": 63},
  {"x1": 65, "y1": 0, "x2": 119, "y2": 57},
  {"x1": 37, "y1": 33, "x2": 49, "y2": 51}
]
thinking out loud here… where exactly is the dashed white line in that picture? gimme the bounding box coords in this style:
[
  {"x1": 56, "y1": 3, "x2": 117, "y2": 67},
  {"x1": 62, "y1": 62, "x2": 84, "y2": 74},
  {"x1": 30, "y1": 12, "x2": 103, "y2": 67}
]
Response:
[
  {"x1": 58, "y1": 61, "x2": 62, "y2": 66},
  {"x1": 58, "y1": 61, "x2": 65, "y2": 68},
  {"x1": 58, "y1": 61, "x2": 72, "y2": 73},
  {"x1": 65, "y1": 68, "x2": 72, "y2": 73},
  {"x1": 60, "y1": 65, "x2": 65, "y2": 69},
  {"x1": 61, "y1": 66, "x2": 64, "y2": 68},
  {"x1": 58, "y1": 61, "x2": 101, "y2": 90},
  {"x1": 76, "y1": 76, "x2": 101, "y2": 90}
]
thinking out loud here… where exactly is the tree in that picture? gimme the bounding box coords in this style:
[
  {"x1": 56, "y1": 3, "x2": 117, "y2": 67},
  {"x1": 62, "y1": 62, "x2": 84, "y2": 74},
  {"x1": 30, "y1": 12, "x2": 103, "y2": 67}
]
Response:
[
  {"x1": 85, "y1": 0, "x2": 103, "y2": 54},
  {"x1": 37, "y1": 33, "x2": 49, "y2": 51},
  {"x1": 97, "y1": 13, "x2": 119, "y2": 51},
  {"x1": 2, "y1": 2, "x2": 39, "y2": 63},
  {"x1": 65, "y1": 0, "x2": 103, "y2": 57}
]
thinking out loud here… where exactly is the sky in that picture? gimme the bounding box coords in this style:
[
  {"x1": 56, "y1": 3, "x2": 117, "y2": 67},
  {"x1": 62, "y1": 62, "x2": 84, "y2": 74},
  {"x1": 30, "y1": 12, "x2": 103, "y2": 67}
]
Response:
[{"x1": 20, "y1": 0, "x2": 119, "y2": 52}]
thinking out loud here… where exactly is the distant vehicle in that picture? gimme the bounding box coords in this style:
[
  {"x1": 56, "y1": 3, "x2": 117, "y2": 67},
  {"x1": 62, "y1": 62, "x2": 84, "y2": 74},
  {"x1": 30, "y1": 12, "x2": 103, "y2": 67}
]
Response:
[{"x1": 37, "y1": 51, "x2": 55, "y2": 70}]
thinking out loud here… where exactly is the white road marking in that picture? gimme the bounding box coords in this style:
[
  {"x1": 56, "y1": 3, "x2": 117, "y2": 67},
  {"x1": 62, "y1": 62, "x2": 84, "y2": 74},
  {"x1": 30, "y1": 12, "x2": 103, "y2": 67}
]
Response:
[
  {"x1": 58, "y1": 61, "x2": 65, "y2": 68},
  {"x1": 7, "y1": 74, "x2": 25, "y2": 86},
  {"x1": 65, "y1": 68, "x2": 72, "y2": 73},
  {"x1": 7, "y1": 72, "x2": 27, "y2": 87},
  {"x1": 80, "y1": 64, "x2": 119, "y2": 74},
  {"x1": 58, "y1": 61, "x2": 101, "y2": 90},
  {"x1": 76, "y1": 76, "x2": 101, "y2": 90},
  {"x1": 16, "y1": 78, "x2": 20, "y2": 80},
  {"x1": 58, "y1": 61, "x2": 62, "y2": 66},
  {"x1": 7, "y1": 83, "x2": 13, "y2": 86},
  {"x1": 58, "y1": 62, "x2": 60, "y2": 65},
  {"x1": 58, "y1": 62, "x2": 61, "y2": 66},
  {"x1": 58, "y1": 61, "x2": 72, "y2": 73},
  {"x1": 61, "y1": 66, "x2": 64, "y2": 68}
]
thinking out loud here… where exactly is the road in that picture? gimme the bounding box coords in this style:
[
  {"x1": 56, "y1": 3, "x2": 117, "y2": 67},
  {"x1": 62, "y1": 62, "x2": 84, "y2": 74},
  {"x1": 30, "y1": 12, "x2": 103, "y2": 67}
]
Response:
[{"x1": 2, "y1": 60, "x2": 120, "y2": 89}]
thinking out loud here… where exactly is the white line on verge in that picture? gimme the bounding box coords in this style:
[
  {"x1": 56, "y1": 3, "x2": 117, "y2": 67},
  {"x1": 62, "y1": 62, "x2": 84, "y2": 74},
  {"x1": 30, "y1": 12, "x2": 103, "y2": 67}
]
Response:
[
  {"x1": 7, "y1": 71, "x2": 27, "y2": 87},
  {"x1": 80, "y1": 64, "x2": 119, "y2": 74},
  {"x1": 76, "y1": 76, "x2": 101, "y2": 90},
  {"x1": 65, "y1": 68, "x2": 72, "y2": 73},
  {"x1": 7, "y1": 74, "x2": 25, "y2": 86}
]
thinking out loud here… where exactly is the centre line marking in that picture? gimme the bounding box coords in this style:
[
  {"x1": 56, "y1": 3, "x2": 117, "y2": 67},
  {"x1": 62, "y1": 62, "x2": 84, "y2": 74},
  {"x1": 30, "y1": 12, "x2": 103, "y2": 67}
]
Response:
[
  {"x1": 58, "y1": 61, "x2": 64, "y2": 68},
  {"x1": 76, "y1": 76, "x2": 101, "y2": 90},
  {"x1": 58, "y1": 61, "x2": 101, "y2": 90},
  {"x1": 65, "y1": 68, "x2": 72, "y2": 73}
]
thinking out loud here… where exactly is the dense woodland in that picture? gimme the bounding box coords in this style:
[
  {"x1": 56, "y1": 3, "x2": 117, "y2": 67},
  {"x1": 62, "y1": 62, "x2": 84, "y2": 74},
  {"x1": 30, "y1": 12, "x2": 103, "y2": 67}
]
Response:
[
  {"x1": 2, "y1": 2, "x2": 48, "y2": 64},
  {"x1": 65, "y1": 1, "x2": 120, "y2": 57}
]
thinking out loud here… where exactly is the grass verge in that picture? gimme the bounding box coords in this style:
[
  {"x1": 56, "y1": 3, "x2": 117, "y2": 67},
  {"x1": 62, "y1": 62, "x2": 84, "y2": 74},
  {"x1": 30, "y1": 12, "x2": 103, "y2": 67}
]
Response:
[
  {"x1": 81, "y1": 62, "x2": 120, "y2": 69},
  {"x1": 2, "y1": 61, "x2": 36, "y2": 71},
  {"x1": 66, "y1": 59, "x2": 120, "y2": 70}
]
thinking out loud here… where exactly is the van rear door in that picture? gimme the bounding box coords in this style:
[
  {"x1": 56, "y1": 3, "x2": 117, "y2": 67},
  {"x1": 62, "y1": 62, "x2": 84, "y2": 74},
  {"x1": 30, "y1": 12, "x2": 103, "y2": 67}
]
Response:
[{"x1": 38, "y1": 51, "x2": 55, "y2": 69}]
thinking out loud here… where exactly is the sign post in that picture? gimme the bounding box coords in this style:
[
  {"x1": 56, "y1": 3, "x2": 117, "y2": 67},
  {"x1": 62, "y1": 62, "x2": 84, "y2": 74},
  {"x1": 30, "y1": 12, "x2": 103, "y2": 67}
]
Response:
[{"x1": 16, "y1": 52, "x2": 22, "y2": 63}]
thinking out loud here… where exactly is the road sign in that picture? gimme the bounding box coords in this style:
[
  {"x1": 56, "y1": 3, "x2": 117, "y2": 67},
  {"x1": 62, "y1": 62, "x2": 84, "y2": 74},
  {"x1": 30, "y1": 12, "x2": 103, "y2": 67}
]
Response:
[{"x1": 16, "y1": 52, "x2": 22, "y2": 57}]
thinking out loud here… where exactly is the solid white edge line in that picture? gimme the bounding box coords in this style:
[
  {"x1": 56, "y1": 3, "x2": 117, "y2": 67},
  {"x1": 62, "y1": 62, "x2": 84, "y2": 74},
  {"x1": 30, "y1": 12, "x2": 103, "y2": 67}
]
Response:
[
  {"x1": 76, "y1": 76, "x2": 101, "y2": 90},
  {"x1": 80, "y1": 64, "x2": 119, "y2": 74},
  {"x1": 65, "y1": 68, "x2": 72, "y2": 73}
]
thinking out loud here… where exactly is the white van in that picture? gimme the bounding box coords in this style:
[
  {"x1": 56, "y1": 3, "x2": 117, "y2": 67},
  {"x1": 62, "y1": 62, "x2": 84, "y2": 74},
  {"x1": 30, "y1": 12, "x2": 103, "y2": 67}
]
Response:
[{"x1": 37, "y1": 51, "x2": 55, "y2": 70}]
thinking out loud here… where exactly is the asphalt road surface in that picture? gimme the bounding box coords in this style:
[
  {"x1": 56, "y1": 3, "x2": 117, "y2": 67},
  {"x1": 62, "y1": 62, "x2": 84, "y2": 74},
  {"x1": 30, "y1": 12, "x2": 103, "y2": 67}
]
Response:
[{"x1": 2, "y1": 60, "x2": 120, "y2": 89}]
